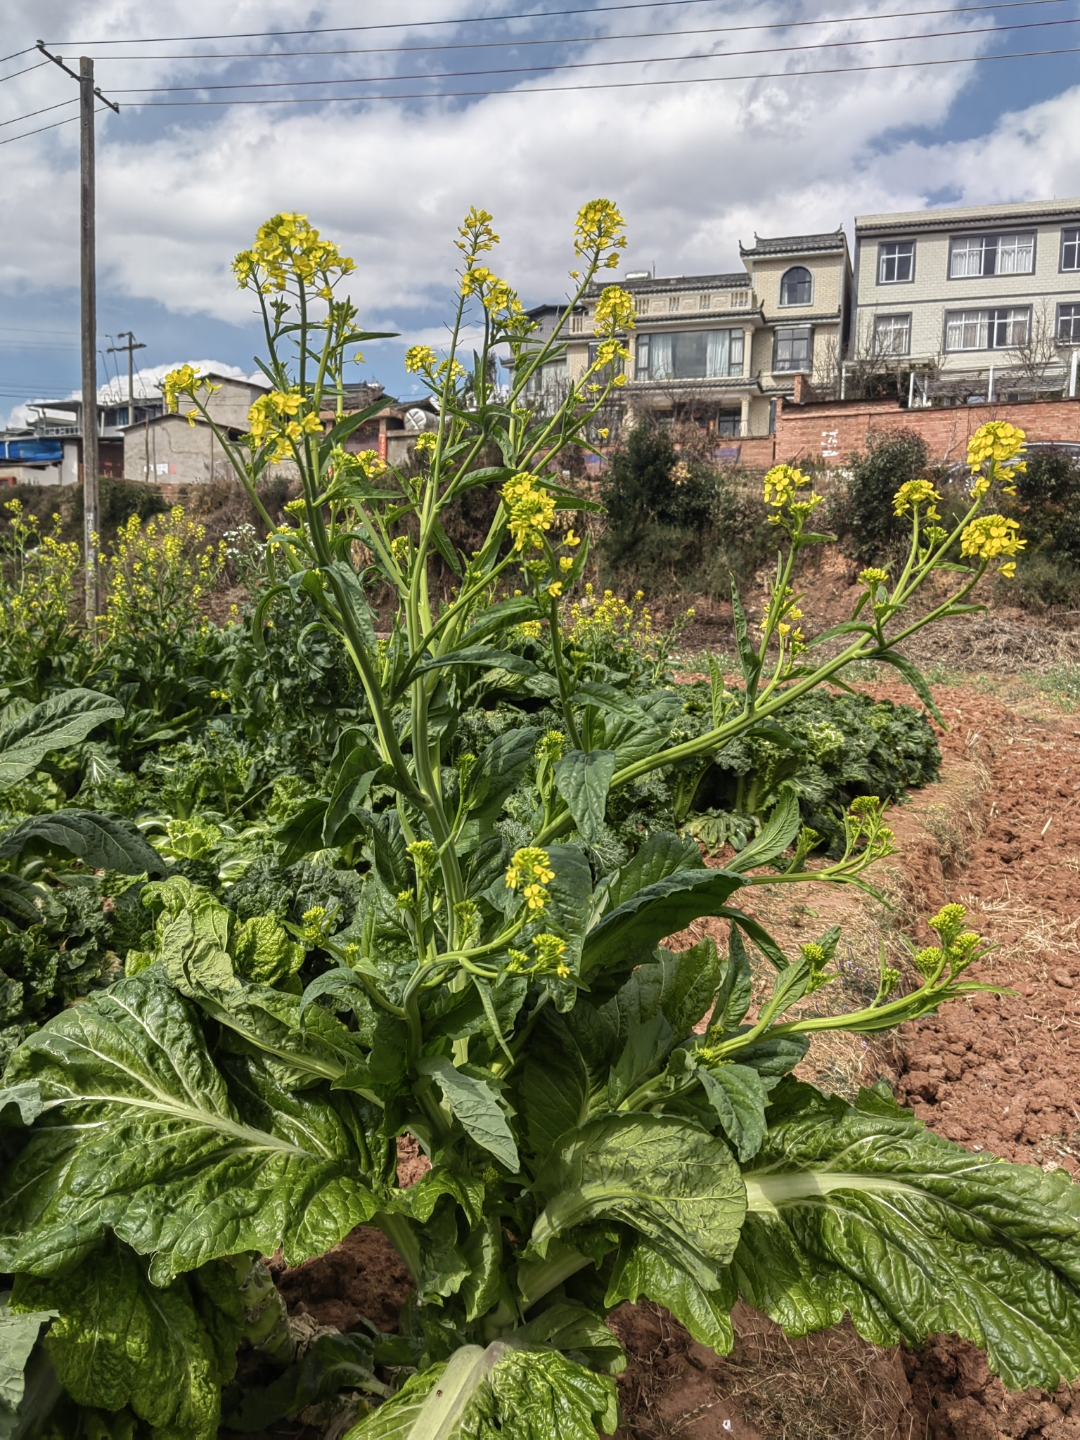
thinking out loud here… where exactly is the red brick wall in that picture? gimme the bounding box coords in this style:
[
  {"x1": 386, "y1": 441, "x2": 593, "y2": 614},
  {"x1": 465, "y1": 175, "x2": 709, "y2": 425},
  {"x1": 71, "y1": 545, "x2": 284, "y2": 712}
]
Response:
[{"x1": 774, "y1": 396, "x2": 1080, "y2": 467}]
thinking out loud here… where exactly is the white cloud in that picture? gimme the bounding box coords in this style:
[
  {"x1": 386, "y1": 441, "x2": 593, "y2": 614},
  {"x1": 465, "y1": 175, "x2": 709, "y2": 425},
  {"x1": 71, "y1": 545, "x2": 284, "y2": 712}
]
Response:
[
  {"x1": 5, "y1": 359, "x2": 260, "y2": 426},
  {"x1": 3, "y1": 0, "x2": 1079, "y2": 343}
]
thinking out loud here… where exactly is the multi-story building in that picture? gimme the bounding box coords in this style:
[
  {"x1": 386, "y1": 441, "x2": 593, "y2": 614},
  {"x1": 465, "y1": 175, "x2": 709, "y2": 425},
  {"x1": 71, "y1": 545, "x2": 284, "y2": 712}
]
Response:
[
  {"x1": 852, "y1": 198, "x2": 1080, "y2": 395},
  {"x1": 526, "y1": 229, "x2": 851, "y2": 438}
]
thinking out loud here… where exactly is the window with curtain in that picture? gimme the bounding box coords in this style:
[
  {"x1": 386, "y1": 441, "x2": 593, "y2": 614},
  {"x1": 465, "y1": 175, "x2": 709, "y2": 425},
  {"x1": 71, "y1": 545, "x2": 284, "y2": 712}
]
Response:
[
  {"x1": 634, "y1": 330, "x2": 744, "y2": 380},
  {"x1": 878, "y1": 242, "x2": 915, "y2": 284},
  {"x1": 872, "y1": 314, "x2": 912, "y2": 355},
  {"x1": 779, "y1": 267, "x2": 813, "y2": 306},
  {"x1": 773, "y1": 327, "x2": 812, "y2": 372},
  {"x1": 949, "y1": 233, "x2": 1035, "y2": 278},
  {"x1": 944, "y1": 307, "x2": 1030, "y2": 350}
]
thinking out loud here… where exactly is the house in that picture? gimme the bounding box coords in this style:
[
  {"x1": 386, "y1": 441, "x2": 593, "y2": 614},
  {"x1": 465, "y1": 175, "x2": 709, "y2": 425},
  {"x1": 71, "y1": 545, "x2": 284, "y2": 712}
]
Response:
[
  {"x1": 126, "y1": 371, "x2": 272, "y2": 483},
  {"x1": 530, "y1": 229, "x2": 851, "y2": 440},
  {"x1": 851, "y1": 198, "x2": 1080, "y2": 400}
]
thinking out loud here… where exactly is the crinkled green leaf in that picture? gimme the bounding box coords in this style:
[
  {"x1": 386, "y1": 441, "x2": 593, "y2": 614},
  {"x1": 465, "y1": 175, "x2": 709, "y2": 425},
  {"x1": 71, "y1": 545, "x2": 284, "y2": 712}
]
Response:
[
  {"x1": 0, "y1": 810, "x2": 166, "y2": 876},
  {"x1": 581, "y1": 870, "x2": 744, "y2": 980},
  {"x1": 514, "y1": 1300, "x2": 625, "y2": 1375},
  {"x1": 601, "y1": 832, "x2": 705, "y2": 914},
  {"x1": 459, "y1": 1345, "x2": 618, "y2": 1440},
  {"x1": 0, "y1": 690, "x2": 123, "y2": 788},
  {"x1": 723, "y1": 788, "x2": 801, "y2": 875},
  {"x1": 392, "y1": 1167, "x2": 484, "y2": 1229},
  {"x1": 531, "y1": 1113, "x2": 746, "y2": 1290},
  {"x1": 738, "y1": 1080, "x2": 1080, "y2": 1390},
  {"x1": 695, "y1": 1064, "x2": 775, "y2": 1163},
  {"x1": 465, "y1": 727, "x2": 540, "y2": 833},
  {"x1": 0, "y1": 1084, "x2": 42, "y2": 1129},
  {"x1": 0, "y1": 1302, "x2": 55, "y2": 1417},
  {"x1": 12, "y1": 1240, "x2": 242, "y2": 1439},
  {"x1": 418, "y1": 1057, "x2": 519, "y2": 1173},
  {"x1": 553, "y1": 749, "x2": 617, "y2": 846},
  {"x1": 341, "y1": 1364, "x2": 445, "y2": 1440},
  {"x1": 605, "y1": 1239, "x2": 735, "y2": 1354},
  {"x1": 233, "y1": 913, "x2": 305, "y2": 986},
  {"x1": 0, "y1": 971, "x2": 379, "y2": 1282},
  {"x1": 519, "y1": 1012, "x2": 593, "y2": 1160},
  {"x1": 606, "y1": 1014, "x2": 674, "y2": 1108}
]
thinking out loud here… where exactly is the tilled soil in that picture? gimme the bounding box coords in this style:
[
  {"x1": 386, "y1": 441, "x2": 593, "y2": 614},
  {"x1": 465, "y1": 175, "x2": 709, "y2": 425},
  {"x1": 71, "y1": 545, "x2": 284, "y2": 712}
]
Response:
[{"x1": 255, "y1": 680, "x2": 1080, "y2": 1440}]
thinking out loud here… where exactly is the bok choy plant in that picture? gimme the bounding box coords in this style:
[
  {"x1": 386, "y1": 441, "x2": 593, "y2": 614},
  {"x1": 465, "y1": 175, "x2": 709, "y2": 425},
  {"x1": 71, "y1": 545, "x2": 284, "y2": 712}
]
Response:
[{"x1": 0, "y1": 207, "x2": 1075, "y2": 1440}]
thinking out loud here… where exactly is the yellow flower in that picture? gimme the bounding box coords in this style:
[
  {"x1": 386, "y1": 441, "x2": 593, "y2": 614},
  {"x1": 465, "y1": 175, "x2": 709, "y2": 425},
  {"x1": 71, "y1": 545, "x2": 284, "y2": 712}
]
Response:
[
  {"x1": 859, "y1": 567, "x2": 889, "y2": 587},
  {"x1": 455, "y1": 206, "x2": 500, "y2": 257},
  {"x1": 405, "y1": 345, "x2": 437, "y2": 374},
  {"x1": 892, "y1": 478, "x2": 941, "y2": 517},
  {"x1": 593, "y1": 287, "x2": 636, "y2": 337},
  {"x1": 559, "y1": 556, "x2": 574, "y2": 572},
  {"x1": 518, "y1": 620, "x2": 542, "y2": 638},
  {"x1": 232, "y1": 212, "x2": 354, "y2": 295},
  {"x1": 966, "y1": 420, "x2": 1026, "y2": 490},
  {"x1": 501, "y1": 473, "x2": 556, "y2": 552},
  {"x1": 763, "y1": 464, "x2": 807, "y2": 509},
  {"x1": 960, "y1": 514, "x2": 1025, "y2": 563},
  {"x1": 505, "y1": 846, "x2": 555, "y2": 891},
  {"x1": 547, "y1": 581, "x2": 563, "y2": 599},
  {"x1": 574, "y1": 198, "x2": 628, "y2": 265}
]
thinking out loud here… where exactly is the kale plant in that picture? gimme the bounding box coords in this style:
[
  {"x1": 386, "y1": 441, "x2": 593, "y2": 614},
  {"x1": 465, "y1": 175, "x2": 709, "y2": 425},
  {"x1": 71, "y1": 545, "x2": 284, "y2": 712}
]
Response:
[{"x1": 0, "y1": 208, "x2": 1072, "y2": 1440}]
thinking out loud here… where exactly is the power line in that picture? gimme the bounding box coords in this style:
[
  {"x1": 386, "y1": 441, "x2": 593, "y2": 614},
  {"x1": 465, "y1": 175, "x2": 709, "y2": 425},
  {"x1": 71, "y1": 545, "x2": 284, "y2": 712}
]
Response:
[
  {"x1": 43, "y1": 0, "x2": 1066, "y2": 46},
  {"x1": 50, "y1": 0, "x2": 1070, "y2": 61},
  {"x1": 0, "y1": 59, "x2": 49, "y2": 83},
  {"x1": 126, "y1": 42, "x2": 1080, "y2": 104},
  {"x1": 0, "y1": 97, "x2": 77, "y2": 128},
  {"x1": 0, "y1": 105, "x2": 109, "y2": 147},
  {"x1": 0, "y1": 47, "x2": 36, "y2": 65},
  {"x1": 106, "y1": 15, "x2": 1080, "y2": 94}
]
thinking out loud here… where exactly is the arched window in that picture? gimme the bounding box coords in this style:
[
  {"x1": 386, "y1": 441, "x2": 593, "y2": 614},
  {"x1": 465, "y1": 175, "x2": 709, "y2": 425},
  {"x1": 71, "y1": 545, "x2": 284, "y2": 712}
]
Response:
[{"x1": 780, "y1": 266, "x2": 812, "y2": 306}]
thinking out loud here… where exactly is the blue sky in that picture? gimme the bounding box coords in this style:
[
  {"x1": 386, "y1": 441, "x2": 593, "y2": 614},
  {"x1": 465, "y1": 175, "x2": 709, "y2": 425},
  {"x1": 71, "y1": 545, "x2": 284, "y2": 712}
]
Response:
[{"x1": 2, "y1": 0, "x2": 1080, "y2": 423}]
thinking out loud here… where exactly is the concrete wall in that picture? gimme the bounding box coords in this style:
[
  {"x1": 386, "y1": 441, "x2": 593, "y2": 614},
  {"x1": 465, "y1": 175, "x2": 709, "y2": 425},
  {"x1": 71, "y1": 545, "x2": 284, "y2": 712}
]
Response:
[
  {"x1": 175, "y1": 375, "x2": 268, "y2": 430},
  {"x1": 125, "y1": 415, "x2": 254, "y2": 484}
]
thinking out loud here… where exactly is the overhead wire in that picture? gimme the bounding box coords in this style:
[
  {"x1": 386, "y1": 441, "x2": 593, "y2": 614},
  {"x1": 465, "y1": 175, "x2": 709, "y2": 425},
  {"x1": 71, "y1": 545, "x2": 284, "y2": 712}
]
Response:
[
  {"x1": 0, "y1": 106, "x2": 109, "y2": 146},
  {"x1": 106, "y1": 15, "x2": 1080, "y2": 93},
  {"x1": 124, "y1": 43, "x2": 1080, "y2": 104},
  {"x1": 0, "y1": 97, "x2": 77, "y2": 128},
  {"x1": 45, "y1": 0, "x2": 1071, "y2": 61},
  {"x1": 0, "y1": 59, "x2": 49, "y2": 83}
]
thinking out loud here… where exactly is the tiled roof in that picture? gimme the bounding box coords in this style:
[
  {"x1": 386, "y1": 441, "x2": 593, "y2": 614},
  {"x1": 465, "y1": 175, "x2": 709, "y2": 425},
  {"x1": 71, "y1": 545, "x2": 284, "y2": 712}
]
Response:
[
  {"x1": 584, "y1": 272, "x2": 748, "y2": 297},
  {"x1": 855, "y1": 198, "x2": 1080, "y2": 234},
  {"x1": 739, "y1": 230, "x2": 847, "y2": 258}
]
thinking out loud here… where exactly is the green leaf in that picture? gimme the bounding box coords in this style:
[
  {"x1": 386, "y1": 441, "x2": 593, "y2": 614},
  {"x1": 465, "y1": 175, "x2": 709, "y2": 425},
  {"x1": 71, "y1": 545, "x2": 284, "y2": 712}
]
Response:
[
  {"x1": 607, "y1": 1014, "x2": 674, "y2": 1107},
  {"x1": 0, "y1": 971, "x2": 379, "y2": 1283},
  {"x1": 418, "y1": 1057, "x2": 519, "y2": 1173},
  {"x1": 739, "y1": 1081, "x2": 1080, "y2": 1390},
  {"x1": 730, "y1": 580, "x2": 761, "y2": 701},
  {"x1": 723, "y1": 788, "x2": 801, "y2": 875},
  {"x1": 341, "y1": 1364, "x2": 446, "y2": 1440},
  {"x1": 0, "y1": 874, "x2": 46, "y2": 927},
  {"x1": 459, "y1": 1346, "x2": 618, "y2": 1440},
  {"x1": 572, "y1": 682, "x2": 651, "y2": 722},
  {"x1": 12, "y1": 1239, "x2": 242, "y2": 1440},
  {"x1": 392, "y1": 1167, "x2": 485, "y2": 1229},
  {"x1": 405, "y1": 646, "x2": 535, "y2": 691},
  {"x1": 514, "y1": 1300, "x2": 625, "y2": 1374},
  {"x1": 0, "y1": 690, "x2": 123, "y2": 788},
  {"x1": 0, "y1": 1302, "x2": 55, "y2": 1419},
  {"x1": 277, "y1": 795, "x2": 330, "y2": 867},
  {"x1": 696, "y1": 1064, "x2": 775, "y2": 1163},
  {"x1": 0, "y1": 1084, "x2": 42, "y2": 1129},
  {"x1": 581, "y1": 870, "x2": 744, "y2": 980},
  {"x1": 460, "y1": 1215, "x2": 503, "y2": 1324},
  {"x1": 0, "y1": 810, "x2": 167, "y2": 876},
  {"x1": 519, "y1": 1011, "x2": 594, "y2": 1160},
  {"x1": 553, "y1": 749, "x2": 617, "y2": 846},
  {"x1": 602, "y1": 832, "x2": 704, "y2": 914},
  {"x1": 233, "y1": 913, "x2": 305, "y2": 987},
  {"x1": 867, "y1": 650, "x2": 944, "y2": 725},
  {"x1": 466, "y1": 726, "x2": 540, "y2": 834},
  {"x1": 712, "y1": 926, "x2": 753, "y2": 1032},
  {"x1": 531, "y1": 1113, "x2": 746, "y2": 1290},
  {"x1": 605, "y1": 1240, "x2": 735, "y2": 1353}
]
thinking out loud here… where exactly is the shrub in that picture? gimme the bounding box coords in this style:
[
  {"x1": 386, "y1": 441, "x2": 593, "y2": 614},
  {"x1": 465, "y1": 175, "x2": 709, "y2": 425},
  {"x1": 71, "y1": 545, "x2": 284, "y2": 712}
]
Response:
[{"x1": 830, "y1": 427, "x2": 930, "y2": 561}]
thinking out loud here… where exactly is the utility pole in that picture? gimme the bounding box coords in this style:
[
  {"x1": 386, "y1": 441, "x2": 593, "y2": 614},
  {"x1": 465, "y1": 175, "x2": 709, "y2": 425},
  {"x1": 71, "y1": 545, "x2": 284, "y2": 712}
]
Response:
[
  {"x1": 108, "y1": 331, "x2": 147, "y2": 427},
  {"x1": 37, "y1": 42, "x2": 119, "y2": 625}
]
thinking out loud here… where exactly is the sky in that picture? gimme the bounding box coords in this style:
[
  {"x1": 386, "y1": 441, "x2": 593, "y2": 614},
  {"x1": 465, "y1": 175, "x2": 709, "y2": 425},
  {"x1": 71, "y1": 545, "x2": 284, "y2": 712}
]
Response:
[{"x1": 2, "y1": 0, "x2": 1080, "y2": 425}]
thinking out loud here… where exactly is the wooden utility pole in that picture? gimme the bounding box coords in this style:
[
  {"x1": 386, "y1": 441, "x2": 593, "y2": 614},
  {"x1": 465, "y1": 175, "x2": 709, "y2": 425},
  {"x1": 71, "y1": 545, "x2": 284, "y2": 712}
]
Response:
[
  {"x1": 36, "y1": 43, "x2": 119, "y2": 624},
  {"x1": 107, "y1": 330, "x2": 147, "y2": 428}
]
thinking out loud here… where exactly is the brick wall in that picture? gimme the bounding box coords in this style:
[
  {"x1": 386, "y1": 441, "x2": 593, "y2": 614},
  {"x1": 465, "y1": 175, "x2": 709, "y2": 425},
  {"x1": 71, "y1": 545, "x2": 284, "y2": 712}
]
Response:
[{"x1": 774, "y1": 395, "x2": 1080, "y2": 466}]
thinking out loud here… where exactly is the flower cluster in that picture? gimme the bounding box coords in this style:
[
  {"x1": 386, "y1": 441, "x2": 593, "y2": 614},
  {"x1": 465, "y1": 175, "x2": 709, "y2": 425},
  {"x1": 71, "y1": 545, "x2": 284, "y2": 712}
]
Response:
[
  {"x1": 505, "y1": 846, "x2": 555, "y2": 912},
  {"x1": 404, "y1": 345, "x2": 466, "y2": 389},
  {"x1": 892, "y1": 479, "x2": 941, "y2": 518},
  {"x1": 232, "y1": 213, "x2": 355, "y2": 298},
  {"x1": 594, "y1": 286, "x2": 636, "y2": 336},
  {"x1": 99, "y1": 506, "x2": 225, "y2": 648},
  {"x1": 455, "y1": 206, "x2": 500, "y2": 258},
  {"x1": 573, "y1": 198, "x2": 628, "y2": 269},
  {"x1": 568, "y1": 584, "x2": 654, "y2": 654},
  {"x1": 859, "y1": 567, "x2": 890, "y2": 589},
  {"x1": 0, "y1": 502, "x2": 82, "y2": 686},
  {"x1": 967, "y1": 420, "x2": 1026, "y2": 496},
  {"x1": 247, "y1": 389, "x2": 323, "y2": 462},
  {"x1": 163, "y1": 365, "x2": 221, "y2": 424},
  {"x1": 763, "y1": 464, "x2": 805, "y2": 508},
  {"x1": 911, "y1": 903, "x2": 984, "y2": 980},
  {"x1": 507, "y1": 933, "x2": 571, "y2": 980},
  {"x1": 501, "y1": 473, "x2": 557, "y2": 552},
  {"x1": 959, "y1": 514, "x2": 1025, "y2": 576}
]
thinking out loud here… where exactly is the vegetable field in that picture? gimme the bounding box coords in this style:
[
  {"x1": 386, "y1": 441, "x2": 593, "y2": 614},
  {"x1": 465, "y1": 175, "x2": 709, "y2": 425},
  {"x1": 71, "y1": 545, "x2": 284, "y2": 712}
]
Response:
[{"x1": 1, "y1": 204, "x2": 1077, "y2": 1440}]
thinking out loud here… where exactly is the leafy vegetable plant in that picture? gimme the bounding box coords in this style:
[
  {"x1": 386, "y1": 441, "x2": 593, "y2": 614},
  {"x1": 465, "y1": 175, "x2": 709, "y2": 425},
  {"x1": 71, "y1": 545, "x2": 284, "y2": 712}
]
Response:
[{"x1": 1, "y1": 207, "x2": 1074, "y2": 1440}]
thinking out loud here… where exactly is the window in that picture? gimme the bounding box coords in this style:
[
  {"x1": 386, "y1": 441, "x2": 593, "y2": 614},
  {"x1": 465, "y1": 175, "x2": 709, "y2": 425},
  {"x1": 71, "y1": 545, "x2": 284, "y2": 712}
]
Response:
[
  {"x1": 944, "y1": 307, "x2": 1031, "y2": 351},
  {"x1": 878, "y1": 241, "x2": 915, "y2": 284},
  {"x1": 717, "y1": 409, "x2": 741, "y2": 437},
  {"x1": 587, "y1": 341, "x2": 627, "y2": 376},
  {"x1": 872, "y1": 314, "x2": 911, "y2": 356},
  {"x1": 949, "y1": 232, "x2": 1035, "y2": 278},
  {"x1": 633, "y1": 329, "x2": 745, "y2": 381},
  {"x1": 669, "y1": 296, "x2": 680, "y2": 313},
  {"x1": 1058, "y1": 303, "x2": 1080, "y2": 344},
  {"x1": 524, "y1": 359, "x2": 568, "y2": 396},
  {"x1": 1062, "y1": 229, "x2": 1080, "y2": 271},
  {"x1": 773, "y1": 326, "x2": 812, "y2": 372},
  {"x1": 779, "y1": 266, "x2": 813, "y2": 306}
]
